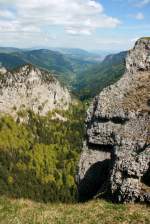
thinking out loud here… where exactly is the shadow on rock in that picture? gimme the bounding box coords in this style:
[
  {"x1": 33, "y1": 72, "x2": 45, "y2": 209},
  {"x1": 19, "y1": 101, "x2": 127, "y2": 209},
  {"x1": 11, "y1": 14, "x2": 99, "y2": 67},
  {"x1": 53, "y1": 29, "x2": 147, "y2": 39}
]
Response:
[{"x1": 78, "y1": 159, "x2": 112, "y2": 202}]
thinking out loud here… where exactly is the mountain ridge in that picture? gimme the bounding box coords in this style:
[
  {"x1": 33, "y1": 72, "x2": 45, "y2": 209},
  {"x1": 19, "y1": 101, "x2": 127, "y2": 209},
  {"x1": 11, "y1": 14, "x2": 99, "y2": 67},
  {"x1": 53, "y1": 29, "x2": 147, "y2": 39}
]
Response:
[{"x1": 0, "y1": 47, "x2": 127, "y2": 100}]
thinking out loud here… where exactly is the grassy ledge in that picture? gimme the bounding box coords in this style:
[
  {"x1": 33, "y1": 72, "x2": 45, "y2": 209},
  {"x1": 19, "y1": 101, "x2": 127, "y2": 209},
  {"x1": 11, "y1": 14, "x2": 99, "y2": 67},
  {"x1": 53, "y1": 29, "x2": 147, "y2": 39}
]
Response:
[{"x1": 0, "y1": 196, "x2": 149, "y2": 224}]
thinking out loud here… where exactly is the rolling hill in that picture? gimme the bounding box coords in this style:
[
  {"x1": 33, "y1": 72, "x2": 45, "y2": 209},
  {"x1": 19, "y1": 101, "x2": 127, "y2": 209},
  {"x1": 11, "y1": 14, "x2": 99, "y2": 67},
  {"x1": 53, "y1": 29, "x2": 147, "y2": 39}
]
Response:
[
  {"x1": 0, "y1": 53, "x2": 26, "y2": 69},
  {"x1": 0, "y1": 49, "x2": 75, "y2": 85},
  {"x1": 0, "y1": 48, "x2": 127, "y2": 99},
  {"x1": 0, "y1": 48, "x2": 96, "y2": 86}
]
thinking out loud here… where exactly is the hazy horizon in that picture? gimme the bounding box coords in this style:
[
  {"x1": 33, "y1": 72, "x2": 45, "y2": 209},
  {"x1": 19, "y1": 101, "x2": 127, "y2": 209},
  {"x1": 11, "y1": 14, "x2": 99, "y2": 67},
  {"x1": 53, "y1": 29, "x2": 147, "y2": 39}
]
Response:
[{"x1": 0, "y1": 45, "x2": 124, "y2": 54}]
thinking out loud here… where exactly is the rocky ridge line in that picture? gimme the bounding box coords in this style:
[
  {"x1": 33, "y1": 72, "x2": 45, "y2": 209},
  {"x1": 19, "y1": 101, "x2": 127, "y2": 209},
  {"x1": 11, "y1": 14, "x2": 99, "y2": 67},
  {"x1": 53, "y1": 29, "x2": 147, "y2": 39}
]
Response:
[{"x1": 0, "y1": 64, "x2": 71, "y2": 116}]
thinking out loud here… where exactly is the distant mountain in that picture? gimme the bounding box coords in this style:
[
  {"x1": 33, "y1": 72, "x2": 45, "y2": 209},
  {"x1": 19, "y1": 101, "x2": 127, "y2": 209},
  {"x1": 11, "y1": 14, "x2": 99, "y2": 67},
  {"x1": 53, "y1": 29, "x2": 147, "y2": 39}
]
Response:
[
  {"x1": 0, "y1": 48, "x2": 98, "y2": 87},
  {"x1": 102, "y1": 51, "x2": 127, "y2": 65},
  {"x1": 0, "y1": 47, "x2": 127, "y2": 100},
  {"x1": 12, "y1": 49, "x2": 73, "y2": 74},
  {"x1": 0, "y1": 47, "x2": 23, "y2": 54},
  {"x1": 54, "y1": 48, "x2": 91, "y2": 56},
  {"x1": 52, "y1": 48, "x2": 103, "y2": 62},
  {"x1": 0, "y1": 49, "x2": 74, "y2": 85},
  {"x1": 52, "y1": 48, "x2": 103, "y2": 78},
  {"x1": 74, "y1": 51, "x2": 127, "y2": 100},
  {"x1": 0, "y1": 53, "x2": 26, "y2": 69},
  {"x1": 91, "y1": 50, "x2": 117, "y2": 57}
]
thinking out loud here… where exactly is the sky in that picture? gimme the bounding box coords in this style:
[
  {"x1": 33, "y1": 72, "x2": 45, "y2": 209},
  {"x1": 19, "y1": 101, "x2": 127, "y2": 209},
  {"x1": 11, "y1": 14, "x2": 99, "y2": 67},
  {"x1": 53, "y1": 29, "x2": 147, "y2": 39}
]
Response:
[{"x1": 0, "y1": 0, "x2": 150, "y2": 51}]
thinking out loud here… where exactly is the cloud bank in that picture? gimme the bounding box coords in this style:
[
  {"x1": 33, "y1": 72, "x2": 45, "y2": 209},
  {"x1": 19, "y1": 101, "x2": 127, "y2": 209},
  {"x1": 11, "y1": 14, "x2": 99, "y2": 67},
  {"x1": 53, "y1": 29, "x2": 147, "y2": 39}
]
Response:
[{"x1": 0, "y1": 0, "x2": 120, "y2": 36}]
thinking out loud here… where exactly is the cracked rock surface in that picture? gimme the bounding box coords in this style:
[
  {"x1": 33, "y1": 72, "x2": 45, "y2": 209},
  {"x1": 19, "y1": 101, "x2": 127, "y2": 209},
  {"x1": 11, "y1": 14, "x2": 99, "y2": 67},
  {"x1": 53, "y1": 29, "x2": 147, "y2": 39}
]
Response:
[{"x1": 77, "y1": 38, "x2": 150, "y2": 203}]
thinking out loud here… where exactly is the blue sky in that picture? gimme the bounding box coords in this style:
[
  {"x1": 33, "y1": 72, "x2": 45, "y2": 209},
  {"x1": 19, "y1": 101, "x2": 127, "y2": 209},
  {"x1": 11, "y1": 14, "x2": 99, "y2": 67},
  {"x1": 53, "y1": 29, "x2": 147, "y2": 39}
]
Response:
[{"x1": 0, "y1": 0, "x2": 150, "y2": 51}]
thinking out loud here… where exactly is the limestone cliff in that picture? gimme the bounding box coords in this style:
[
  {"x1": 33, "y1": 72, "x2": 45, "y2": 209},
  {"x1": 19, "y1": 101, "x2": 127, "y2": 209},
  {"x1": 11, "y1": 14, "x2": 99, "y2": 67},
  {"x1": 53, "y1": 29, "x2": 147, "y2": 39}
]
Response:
[
  {"x1": 0, "y1": 64, "x2": 71, "y2": 116},
  {"x1": 77, "y1": 38, "x2": 150, "y2": 203}
]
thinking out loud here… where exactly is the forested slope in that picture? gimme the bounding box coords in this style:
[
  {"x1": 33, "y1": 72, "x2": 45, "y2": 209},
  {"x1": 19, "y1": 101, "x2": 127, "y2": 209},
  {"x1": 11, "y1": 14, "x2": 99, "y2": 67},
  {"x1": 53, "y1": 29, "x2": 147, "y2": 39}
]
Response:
[{"x1": 0, "y1": 104, "x2": 85, "y2": 203}]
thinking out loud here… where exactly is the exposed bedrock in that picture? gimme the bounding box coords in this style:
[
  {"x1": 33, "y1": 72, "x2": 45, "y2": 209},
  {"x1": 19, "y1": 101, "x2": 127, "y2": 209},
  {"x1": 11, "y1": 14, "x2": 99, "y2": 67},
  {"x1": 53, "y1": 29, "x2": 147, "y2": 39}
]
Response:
[
  {"x1": 0, "y1": 64, "x2": 71, "y2": 116},
  {"x1": 77, "y1": 38, "x2": 150, "y2": 203}
]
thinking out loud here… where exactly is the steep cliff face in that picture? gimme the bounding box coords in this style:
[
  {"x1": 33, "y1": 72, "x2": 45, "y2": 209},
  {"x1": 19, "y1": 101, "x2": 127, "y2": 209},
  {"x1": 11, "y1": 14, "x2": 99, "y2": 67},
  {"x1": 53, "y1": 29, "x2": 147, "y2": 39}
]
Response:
[
  {"x1": 77, "y1": 38, "x2": 150, "y2": 203},
  {"x1": 0, "y1": 65, "x2": 71, "y2": 116}
]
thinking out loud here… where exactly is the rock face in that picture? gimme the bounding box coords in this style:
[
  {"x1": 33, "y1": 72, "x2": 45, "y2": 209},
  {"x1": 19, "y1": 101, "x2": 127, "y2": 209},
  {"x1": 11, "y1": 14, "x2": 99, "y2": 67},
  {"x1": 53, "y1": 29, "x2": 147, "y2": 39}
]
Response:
[
  {"x1": 77, "y1": 38, "x2": 150, "y2": 203},
  {"x1": 0, "y1": 64, "x2": 71, "y2": 116}
]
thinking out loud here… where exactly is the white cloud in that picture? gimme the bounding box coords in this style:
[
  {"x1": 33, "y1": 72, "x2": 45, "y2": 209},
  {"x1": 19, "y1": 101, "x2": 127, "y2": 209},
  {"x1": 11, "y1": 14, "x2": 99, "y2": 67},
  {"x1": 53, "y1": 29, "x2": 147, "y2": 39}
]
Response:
[
  {"x1": 134, "y1": 12, "x2": 144, "y2": 19},
  {"x1": 0, "y1": 0, "x2": 121, "y2": 36},
  {"x1": 0, "y1": 9, "x2": 14, "y2": 19},
  {"x1": 135, "y1": 0, "x2": 150, "y2": 7},
  {"x1": 0, "y1": 20, "x2": 40, "y2": 33},
  {"x1": 66, "y1": 27, "x2": 92, "y2": 36}
]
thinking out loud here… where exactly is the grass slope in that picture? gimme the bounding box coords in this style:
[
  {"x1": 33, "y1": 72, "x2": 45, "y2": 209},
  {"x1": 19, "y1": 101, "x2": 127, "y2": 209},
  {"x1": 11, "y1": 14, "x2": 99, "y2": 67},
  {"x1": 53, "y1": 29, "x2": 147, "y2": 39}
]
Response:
[{"x1": 0, "y1": 196, "x2": 149, "y2": 224}]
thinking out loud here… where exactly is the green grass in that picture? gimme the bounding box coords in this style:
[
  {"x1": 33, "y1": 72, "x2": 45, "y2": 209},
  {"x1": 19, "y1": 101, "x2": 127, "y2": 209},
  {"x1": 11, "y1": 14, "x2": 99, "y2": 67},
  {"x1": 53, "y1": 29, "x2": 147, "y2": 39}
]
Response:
[{"x1": 0, "y1": 196, "x2": 149, "y2": 224}]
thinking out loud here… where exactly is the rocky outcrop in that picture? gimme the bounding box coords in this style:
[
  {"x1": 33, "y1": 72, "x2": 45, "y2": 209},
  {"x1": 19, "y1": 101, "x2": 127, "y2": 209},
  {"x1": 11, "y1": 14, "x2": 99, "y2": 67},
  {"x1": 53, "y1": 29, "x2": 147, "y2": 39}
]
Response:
[
  {"x1": 77, "y1": 38, "x2": 150, "y2": 203},
  {"x1": 0, "y1": 64, "x2": 71, "y2": 116}
]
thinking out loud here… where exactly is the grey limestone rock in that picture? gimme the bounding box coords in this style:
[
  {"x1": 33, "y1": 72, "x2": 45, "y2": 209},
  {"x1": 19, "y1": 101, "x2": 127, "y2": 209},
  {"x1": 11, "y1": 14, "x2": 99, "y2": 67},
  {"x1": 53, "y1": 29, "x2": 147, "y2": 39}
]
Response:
[
  {"x1": 77, "y1": 38, "x2": 150, "y2": 203},
  {"x1": 0, "y1": 64, "x2": 71, "y2": 116}
]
